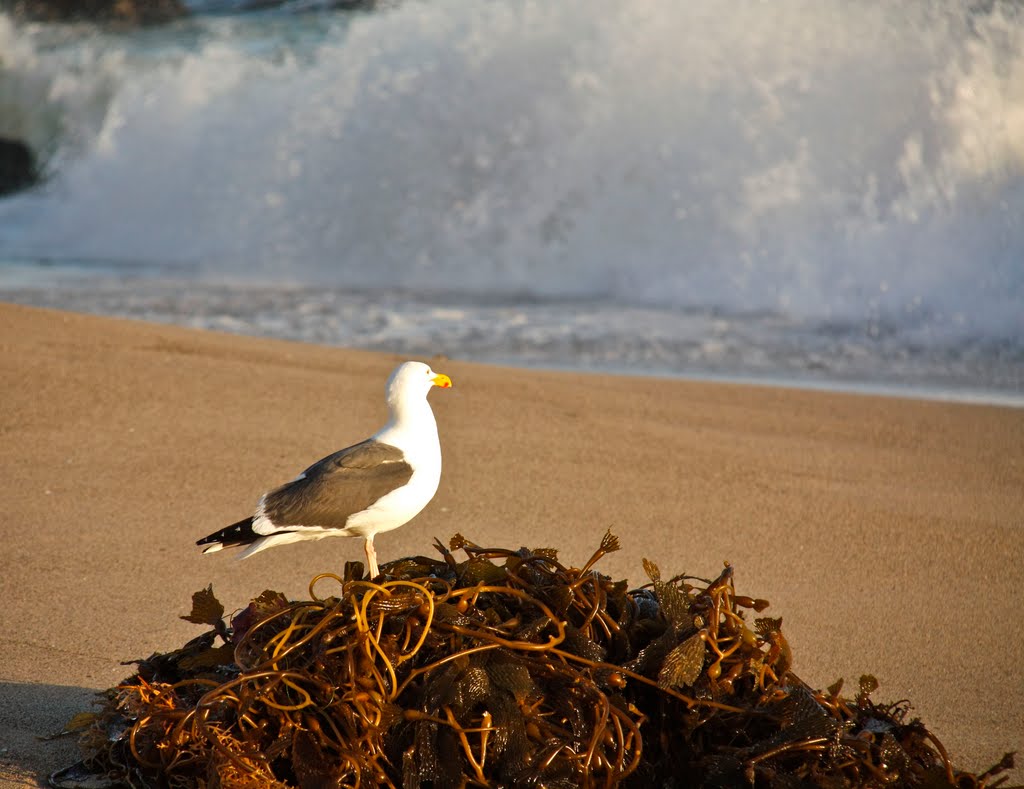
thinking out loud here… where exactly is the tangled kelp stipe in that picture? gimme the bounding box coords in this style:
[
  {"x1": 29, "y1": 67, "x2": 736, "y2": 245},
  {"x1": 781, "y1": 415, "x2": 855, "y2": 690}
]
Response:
[{"x1": 55, "y1": 533, "x2": 1016, "y2": 788}]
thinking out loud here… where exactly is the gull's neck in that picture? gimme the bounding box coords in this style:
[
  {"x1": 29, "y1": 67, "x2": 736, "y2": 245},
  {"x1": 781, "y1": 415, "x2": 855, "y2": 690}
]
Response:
[{"x1": 374, "y1": 395, "x2": 438, "y2": 447}]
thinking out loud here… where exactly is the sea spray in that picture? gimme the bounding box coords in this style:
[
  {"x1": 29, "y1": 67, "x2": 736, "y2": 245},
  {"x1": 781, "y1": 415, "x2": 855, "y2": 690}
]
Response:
[{"x1": 0, "y1": 0, "x2": 1021, "y2": 392}]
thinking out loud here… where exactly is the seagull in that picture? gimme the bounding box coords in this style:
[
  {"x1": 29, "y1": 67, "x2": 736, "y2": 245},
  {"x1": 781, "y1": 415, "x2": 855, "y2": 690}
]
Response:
[{"x1": 196, "y1": 361, "x2": 451, "y2": 578}]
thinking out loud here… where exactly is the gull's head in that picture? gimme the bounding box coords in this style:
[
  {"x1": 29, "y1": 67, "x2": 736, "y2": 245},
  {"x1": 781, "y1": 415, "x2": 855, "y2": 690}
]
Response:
[{"x1": 386, "y1": 361, "x2": 452, "y2": 406}]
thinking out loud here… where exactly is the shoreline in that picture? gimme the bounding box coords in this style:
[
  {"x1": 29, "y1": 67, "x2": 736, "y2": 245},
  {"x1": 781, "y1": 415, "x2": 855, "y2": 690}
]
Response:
[
  {"x1": 0, "y1": 289, "x2": 1020, "y2": 410},
  {"x1": 484, "y1": 357, "x2": 1024, "y2": 409},
  {"x1": 1, "y1": 302, "x2": 1021, "y2": 785}
]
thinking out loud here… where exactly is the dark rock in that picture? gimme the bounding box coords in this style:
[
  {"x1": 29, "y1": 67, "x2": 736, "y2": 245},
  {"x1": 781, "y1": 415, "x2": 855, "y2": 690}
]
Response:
[
  {"x1": 195, "y1": 0, "x2": 373, "y2": 10},
  {"x1": 0, "y1": 0, "x2": 188, "y2": 25},
  {"x1": 0, "y1": 137, "x2": 38, "y2": 197}
]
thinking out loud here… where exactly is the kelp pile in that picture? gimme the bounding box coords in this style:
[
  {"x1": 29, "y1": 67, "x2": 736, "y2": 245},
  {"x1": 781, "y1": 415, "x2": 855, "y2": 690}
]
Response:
[{"x1": 54, "y1": 533, "x2": 1016, "y2": 788}]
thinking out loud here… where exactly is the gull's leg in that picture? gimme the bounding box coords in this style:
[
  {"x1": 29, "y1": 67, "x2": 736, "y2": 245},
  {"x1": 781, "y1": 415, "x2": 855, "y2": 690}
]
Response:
[{"x1": 364, "y1": 536, "x2": 379, "y2": 579}]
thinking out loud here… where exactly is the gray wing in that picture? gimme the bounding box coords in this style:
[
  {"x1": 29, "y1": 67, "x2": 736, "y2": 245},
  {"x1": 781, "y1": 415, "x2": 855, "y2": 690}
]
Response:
[{"x1": 260, "y1": 440, "x2": 414, "y2": 530}]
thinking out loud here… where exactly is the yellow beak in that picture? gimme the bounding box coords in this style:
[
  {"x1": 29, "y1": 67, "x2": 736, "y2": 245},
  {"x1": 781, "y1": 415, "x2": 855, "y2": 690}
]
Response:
[{"x1": 432, "y1": 373, "x2": 453, "y2": 389}]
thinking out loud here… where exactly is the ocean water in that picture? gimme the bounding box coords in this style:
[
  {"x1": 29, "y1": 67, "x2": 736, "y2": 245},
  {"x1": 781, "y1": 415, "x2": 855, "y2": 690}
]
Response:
[{"x1": 1, "y1": 0, "x2": 1022, "y2": 402}]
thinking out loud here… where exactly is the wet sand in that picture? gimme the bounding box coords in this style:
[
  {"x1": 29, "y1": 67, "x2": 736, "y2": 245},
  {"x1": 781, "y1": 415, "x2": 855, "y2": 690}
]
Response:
[{"x1": 1, "y1": 302, "x2": 1021, "y2": 785}]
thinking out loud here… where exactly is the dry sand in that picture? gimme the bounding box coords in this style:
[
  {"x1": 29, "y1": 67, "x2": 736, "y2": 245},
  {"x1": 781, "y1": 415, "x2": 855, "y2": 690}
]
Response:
[{"x1": 1, "y1": 302, "x2": 1021, "y2": 786}]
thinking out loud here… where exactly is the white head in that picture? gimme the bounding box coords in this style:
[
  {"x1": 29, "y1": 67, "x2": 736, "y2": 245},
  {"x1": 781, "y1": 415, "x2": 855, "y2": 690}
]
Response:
[{"x1": 385, "y1": 361, "x2": 452, "y2": 411}]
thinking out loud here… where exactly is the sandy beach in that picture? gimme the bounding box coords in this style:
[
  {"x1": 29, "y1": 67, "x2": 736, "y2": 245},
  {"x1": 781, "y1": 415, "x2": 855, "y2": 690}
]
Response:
[{"x1": 1, "y1": 301, "x2": 1021, "y2": 786}]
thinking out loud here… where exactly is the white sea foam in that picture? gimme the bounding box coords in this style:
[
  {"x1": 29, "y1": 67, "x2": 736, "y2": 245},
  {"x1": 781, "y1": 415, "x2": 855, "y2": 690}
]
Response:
[{"x1": 0, "y1": 1, "x2": 1021, "y2": 364}]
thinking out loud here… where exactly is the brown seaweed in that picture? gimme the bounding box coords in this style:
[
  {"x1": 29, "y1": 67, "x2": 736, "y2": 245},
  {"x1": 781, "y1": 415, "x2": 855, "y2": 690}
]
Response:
[{"x1": 53, "y1": 532, "x2": 1016, "y2": 788}]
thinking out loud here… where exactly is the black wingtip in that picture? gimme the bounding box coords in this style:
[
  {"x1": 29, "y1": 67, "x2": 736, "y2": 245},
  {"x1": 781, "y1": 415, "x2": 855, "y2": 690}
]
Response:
[{"x1": 197, "y1": 516, "x2": 257, "y2": 547}]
